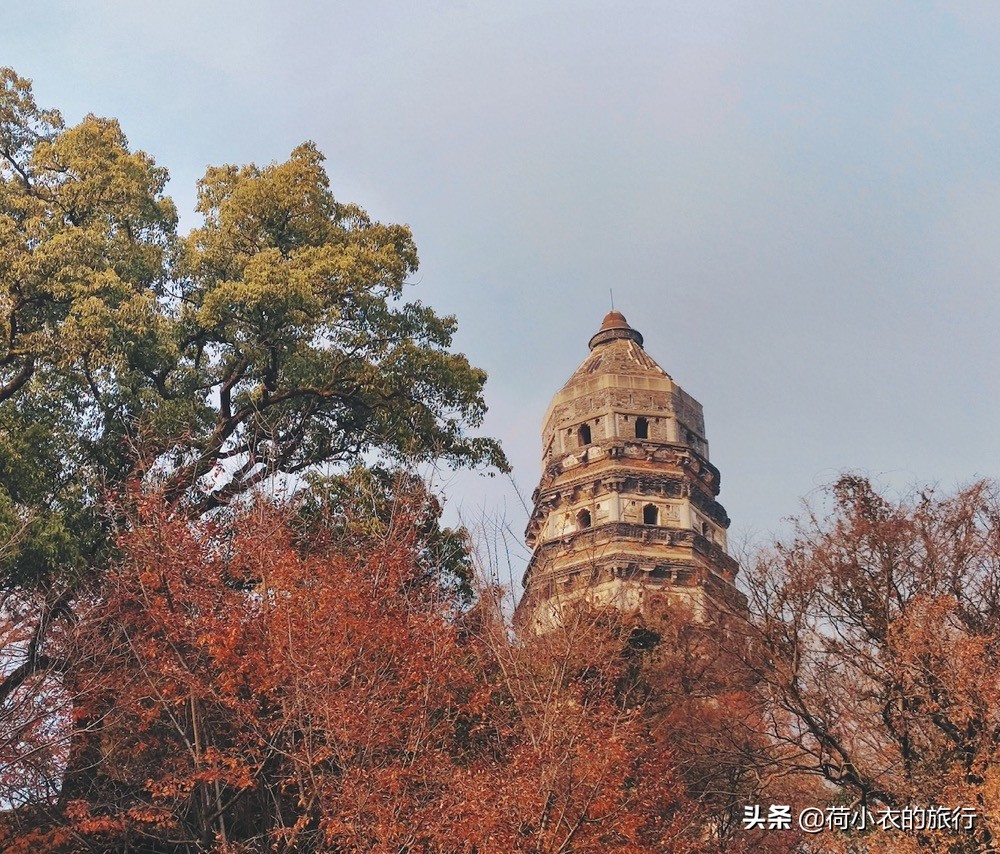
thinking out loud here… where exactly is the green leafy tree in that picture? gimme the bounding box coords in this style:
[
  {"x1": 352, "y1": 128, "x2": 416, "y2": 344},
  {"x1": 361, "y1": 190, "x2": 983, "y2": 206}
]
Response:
[
  {"x1": 0, "y1": 67, "x2": 177, "y2": 586},
  {"x1": 0, "y1": 66, "x2": 504, "y2": 585},
  {"x1": 159, "y1": 140, "x2": 505, "y2": 513}
]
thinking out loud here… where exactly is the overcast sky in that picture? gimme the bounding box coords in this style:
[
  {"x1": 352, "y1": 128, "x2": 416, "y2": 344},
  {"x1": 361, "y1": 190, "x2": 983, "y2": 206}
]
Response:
[{"x1": 6, "y1": 1, "x2": 1000, "y2": 585}]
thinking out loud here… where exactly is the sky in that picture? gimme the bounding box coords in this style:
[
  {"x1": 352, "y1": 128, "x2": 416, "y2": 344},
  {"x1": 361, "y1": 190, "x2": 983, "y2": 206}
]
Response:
[{"x1": 5, "y1": 1, "x2": 1000, "y2": 587}]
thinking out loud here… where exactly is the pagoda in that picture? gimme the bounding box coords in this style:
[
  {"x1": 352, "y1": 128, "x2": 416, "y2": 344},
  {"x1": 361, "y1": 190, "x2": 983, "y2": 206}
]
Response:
[{"x1": 515, "y1": 311, "x2": 744, "y2": 632}]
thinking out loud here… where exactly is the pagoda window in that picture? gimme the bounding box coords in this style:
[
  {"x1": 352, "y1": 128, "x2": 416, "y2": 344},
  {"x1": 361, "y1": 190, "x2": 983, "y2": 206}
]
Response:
[
  {"x1": 577, "y1": 509, "x2": 592, "y2": 529},
  {"x1": 578, "y1": 423, "x2": 592, "y2": 446},
  {"x1": 635, "y1": 417, "x2": 649, "y2": 439},
  {"x1": 642, "y1": 503, "x2": 658, "y2": 525}
]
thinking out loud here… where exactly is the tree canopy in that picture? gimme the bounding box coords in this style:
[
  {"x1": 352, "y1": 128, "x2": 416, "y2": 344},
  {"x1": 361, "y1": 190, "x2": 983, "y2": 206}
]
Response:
[
  {"x1": 742, "y1": 476, "x2": 1000, "y2": 851},
  {"x1": 0, "y1": 497, "x2": 720, "y2": 853},
  {"x1": 0, "y1": 66, "x2": 505, "y2": 588}
]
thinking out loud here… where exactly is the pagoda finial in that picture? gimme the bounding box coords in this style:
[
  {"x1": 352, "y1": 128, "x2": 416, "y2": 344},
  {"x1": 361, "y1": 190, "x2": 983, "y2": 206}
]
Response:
[{"x1": 588, "y1": 310, "x2": 644, "y2": 350}]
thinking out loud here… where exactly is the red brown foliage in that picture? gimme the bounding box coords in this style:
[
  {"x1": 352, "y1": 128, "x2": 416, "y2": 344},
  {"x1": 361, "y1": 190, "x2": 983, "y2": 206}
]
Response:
[
  {"x1": 1, "y1": 495, "x2": 719, "y2": 852},
  {"x1": 741, "y1": 477, "x2": 1000, "y2": 851}
]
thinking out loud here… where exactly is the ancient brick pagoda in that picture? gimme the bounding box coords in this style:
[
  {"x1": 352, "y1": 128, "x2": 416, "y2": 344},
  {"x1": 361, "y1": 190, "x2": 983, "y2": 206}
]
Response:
[{"x1": 515, "y1": 311, "x2": 744, "y2": 632}]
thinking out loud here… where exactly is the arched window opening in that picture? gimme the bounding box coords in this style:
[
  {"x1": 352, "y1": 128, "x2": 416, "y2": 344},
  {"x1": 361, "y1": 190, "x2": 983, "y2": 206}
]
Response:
[
  {"x1": 578, "y1": 423, "x2": 592, "y2": 445},
  {"x1": 643, "y1": 503, "x2": 658, "y2": 525},
  {"x1": 635, "y1": 417, "x2": 649, "y2": 439},
  {"x1": 577, "y1": 509, "x2": 592, "y2": 530}
]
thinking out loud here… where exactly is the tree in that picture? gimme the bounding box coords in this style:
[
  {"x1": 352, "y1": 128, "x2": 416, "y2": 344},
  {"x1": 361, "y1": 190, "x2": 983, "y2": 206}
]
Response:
[
  {"x1": 460, "y1": 599, "x2": 710, "y2": 853},
  {"x1": 1, "y1": 66, "x2": 177, "y2": 586},
  {"x1": 0, "y1": 65, "x2": 506, "y2": 826},
  {"x1": 160, "y1": 139, "x2": 505, "y2": 513},
  {"x1": 742, "y1": 476, "x2": 1000, "y2": 851},
  {"x1": 1, "y1": 66, "x2": 504, "y2": 589},
  {"x1": 626, "y1": 605, "x2": 798, "y2": 850},
  {"x1": 0, "y1": 494, "x2": 730, "y2": 853},
  {"x1": 1, "y1": 495, "x2": 468, "y2": 851}
]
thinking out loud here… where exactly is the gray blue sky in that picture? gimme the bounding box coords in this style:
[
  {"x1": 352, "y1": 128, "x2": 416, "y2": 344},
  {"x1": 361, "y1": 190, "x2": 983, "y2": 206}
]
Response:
[{"x1": 6, "y1": 1, "x2": 1000, "y2": 582}]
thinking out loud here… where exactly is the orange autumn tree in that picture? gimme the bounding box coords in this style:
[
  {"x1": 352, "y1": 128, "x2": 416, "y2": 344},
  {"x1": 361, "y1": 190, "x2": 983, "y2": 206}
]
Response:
[
  {"x1": 1, "y1": 490, "x2": 720, "y2": 853},
  {"x1": 742, "y1": 476, "x2": 1000, "y2": 851},
  {"x1": 456, "y1": 598, "x2": 715, "y2": 853},
  {"x1": 27, "y1": 495, "x2": 478, "y2": 853}
]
